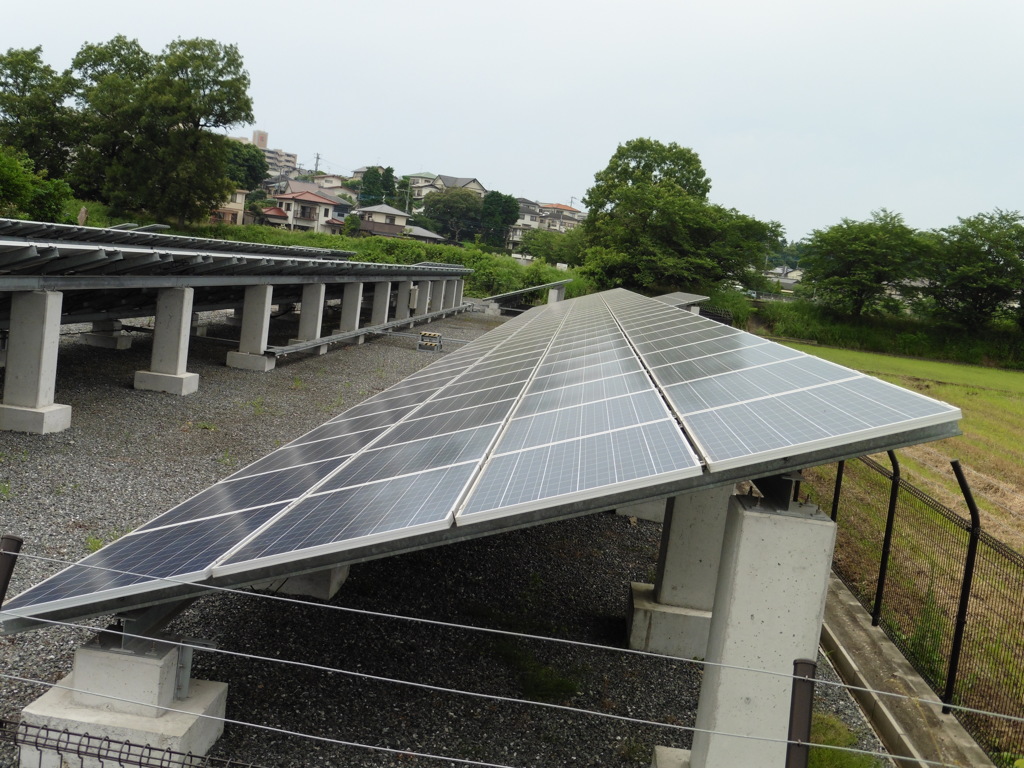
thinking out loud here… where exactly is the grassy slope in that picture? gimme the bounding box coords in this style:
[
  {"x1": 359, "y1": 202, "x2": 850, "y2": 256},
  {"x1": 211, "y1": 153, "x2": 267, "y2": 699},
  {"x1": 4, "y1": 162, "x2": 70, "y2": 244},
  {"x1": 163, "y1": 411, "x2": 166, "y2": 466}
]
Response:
[{"x1": 787, "y1": 343, "x2": 1024, "y2": 552}]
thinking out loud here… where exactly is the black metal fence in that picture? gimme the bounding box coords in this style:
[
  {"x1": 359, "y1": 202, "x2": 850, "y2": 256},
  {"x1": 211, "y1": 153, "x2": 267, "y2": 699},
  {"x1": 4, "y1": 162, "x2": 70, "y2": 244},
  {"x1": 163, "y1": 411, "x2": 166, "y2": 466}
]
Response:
[
  {"x1": 804, "y1": 456, "x2": 1024, "y2": 766},
  {"x1": 0, "y1": 717, "x2": 266, "y2": 768}
]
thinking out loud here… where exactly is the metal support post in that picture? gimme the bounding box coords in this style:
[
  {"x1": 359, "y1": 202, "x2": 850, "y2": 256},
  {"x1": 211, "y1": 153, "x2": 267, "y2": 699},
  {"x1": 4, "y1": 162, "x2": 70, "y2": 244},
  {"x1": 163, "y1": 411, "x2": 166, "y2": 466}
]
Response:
[
  {"x1": 785, "y1": 658, "x2": 818, "y2": 768},
  {"x1": 944, "y1": 459, "x2": 981, "y2": 713},
  {"x1": 872, "y1": 450, "x2": 900, "y2": 627},
  {"x1": 830, "y1": 459, "x2": 845, "y2": 521},
  {"x1": 0, "y1": 534, "x2": 23, "y2": 604}
]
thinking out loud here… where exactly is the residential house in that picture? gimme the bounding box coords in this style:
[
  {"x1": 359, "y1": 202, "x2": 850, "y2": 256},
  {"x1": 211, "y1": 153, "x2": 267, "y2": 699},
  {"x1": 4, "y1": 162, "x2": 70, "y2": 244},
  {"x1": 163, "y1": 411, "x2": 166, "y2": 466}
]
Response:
[
  {"x1": 354, "y1": 203, "x2": 411, "y2": 238},
  {"x1": 263, "y1": 188, "x2": 354, "y2": 234},
  {"x1": 408, "y1": 172, "x2": 487, "y2": 204},
  {"x1": 351, "y1": 165, "x2": 384, "y2": 181},
  {"x1": 354, "y1": 204, "x2": 445, "y2": 242},
  {"x1": 538, "y1": 202, "x2": 584, "y2": 233},
  {"x1": 507, "y1": 198, "x2": 543, "y2": 251},
  {"x1": 211, "y1": 189, "x2": 248, "y2": 226}
]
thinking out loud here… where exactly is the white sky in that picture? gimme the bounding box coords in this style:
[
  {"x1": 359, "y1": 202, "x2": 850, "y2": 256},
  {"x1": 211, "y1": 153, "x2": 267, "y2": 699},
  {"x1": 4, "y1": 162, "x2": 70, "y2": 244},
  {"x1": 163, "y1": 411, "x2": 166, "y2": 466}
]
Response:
[{"x1": 5, "y1": 0, "x2": 1022, "y2": 241}]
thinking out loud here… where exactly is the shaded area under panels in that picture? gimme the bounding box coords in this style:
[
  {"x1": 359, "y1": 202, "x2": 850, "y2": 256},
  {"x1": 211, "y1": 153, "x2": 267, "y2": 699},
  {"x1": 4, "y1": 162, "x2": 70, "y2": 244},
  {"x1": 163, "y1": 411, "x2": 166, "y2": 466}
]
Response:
[{"x1": 0, "y1": 289, "x2": 961, "y2": 632}]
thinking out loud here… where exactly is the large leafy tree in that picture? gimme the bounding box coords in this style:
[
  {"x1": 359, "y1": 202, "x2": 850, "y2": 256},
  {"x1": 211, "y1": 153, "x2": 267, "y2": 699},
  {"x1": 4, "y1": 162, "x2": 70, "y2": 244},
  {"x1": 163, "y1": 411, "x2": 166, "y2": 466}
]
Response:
[
  {"x1": 422, "y1": 187, "x2": 483, "y2": 242},
  {"x1": 583, "y1": 137, "x2": 711, "y2": 217},
  {"x1": 225, "y1": 140, "x2": 269, "y2": 190},
  {"x1": 921, "y1": 210, "x2": 1024, "y2": 328},
  {"x1": 802, "y1": 209, "x2": 923, "y2": 317},
  {"x1": 580, "y1": 140, "x2": 779, "y2": 292},
  {"x1": 479, "y1": 191, "x2": 519, "y2": 248},
  {"x1": 2, "y1": 38, "x2": 253, "y2": 226},
  {"x1": 0, "y1": 46, "x2": 77, "y2": 179}
]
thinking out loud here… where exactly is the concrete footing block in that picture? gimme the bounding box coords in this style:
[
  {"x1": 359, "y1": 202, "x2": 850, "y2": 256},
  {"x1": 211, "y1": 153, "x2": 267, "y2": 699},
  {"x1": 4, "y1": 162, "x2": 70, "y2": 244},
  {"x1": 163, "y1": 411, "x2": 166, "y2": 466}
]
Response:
[
  {"x1": 0, "y1": 403, "x2": 72, "y2": 434},
  {"x1": 628, "y1": 582, "x2": 711, "y2": 659},
  {"x1": 226, "y1": 351, "x2": 276, "y2": 371},
  {"x1": 82, "y1": 332, "x2": 132, "y2": 350},
  {"x1": 20, "y1": 677, "x2": 227, "y2": 768},
  {"x1": 134, "y1": 371, "x2": 199, "y2": 396},
  {"x1": 650, "y1": 746, "x2": 690, "y2": 767}
]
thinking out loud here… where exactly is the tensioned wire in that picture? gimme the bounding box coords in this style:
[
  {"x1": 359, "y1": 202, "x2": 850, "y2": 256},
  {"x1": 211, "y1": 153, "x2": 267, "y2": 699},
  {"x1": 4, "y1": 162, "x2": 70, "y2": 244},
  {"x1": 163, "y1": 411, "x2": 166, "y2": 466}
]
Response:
[
  {"x1": 5, "y1": 550, "x2": 1022, "y2": 730},
  {"x1": 0, "y1": 670, "x2": 971, "y2": 768}
]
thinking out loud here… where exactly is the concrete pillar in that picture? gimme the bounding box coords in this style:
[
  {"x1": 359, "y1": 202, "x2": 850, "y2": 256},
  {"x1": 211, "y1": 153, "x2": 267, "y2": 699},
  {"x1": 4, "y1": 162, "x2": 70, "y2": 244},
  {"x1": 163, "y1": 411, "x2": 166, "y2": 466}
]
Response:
[
  {"x1": 686, "y1": 494, "x2": 836, "y2": 768},
  {"x1": 454, "y1": 279, "x2": 465, "y2": 307},
  {"x1": 226, "y1": 285, "x2": 275, "y2": 372},
  {"x1": 134, "y1": 287, "x2": 199, "y2": 395},
  {"x1": 83, "y1": 319, "x2": 132, "y2": 350},
  {"x1": 427, "y1": 279, "x2": 444, "y2": 313},
  {"x1": 0, "y1": 291, "x2": 72, "y2": 433},
  {"x1": 395, "y1": 280, "x2": 413, "y2": 321},
  {"x1": 441, "y1": 279, "x2": 457, "y2": 310},
  {"x1": 371, "y1": 281, "x2": 391, "y2": 326},
  {"x1": 190, "y1": 313, "x2": 208, "y2": 337},
  {"x1": 20, "y1": 640, "x2": 227, "y2": 767},
  {"x1": 337, "y1": 281, "x2": 364, "y2": 343},
  {"x1": 628, "y1": 487, "x2": 732, "y2": 659},
  {"x1": 414, "y1": 280, "x2": 430, "y2": 317},
  {"x1": 288, "y1": 283, "x2": 327, "y2": 355},
  {"x1": 547, "y1": 284, "x2": 566, "y2": 303}
]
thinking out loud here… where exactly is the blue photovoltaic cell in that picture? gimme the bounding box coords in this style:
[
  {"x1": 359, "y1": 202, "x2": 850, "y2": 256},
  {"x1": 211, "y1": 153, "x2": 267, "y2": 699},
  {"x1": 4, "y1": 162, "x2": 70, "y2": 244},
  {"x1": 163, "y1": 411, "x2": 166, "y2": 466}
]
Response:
[
  {"x1": 230, "y1": 429, "x2": 387, "y2": 478},
  {"x1": 2, "y1": 503, "x2": 288, "y2": 612},
  {"x1": 221, "y1": 464, "x2": 477, "y2": 566},
  {"x1": 374, "y1": 399, "x2": 515, "y2": 447},
  {"x1": 515, "y1": 370, "x2": 654, "y2": 418},
  {"x1": 2, "y1": 287, "x2": 962, "y2": 624},
  {"x1": 318, "y1": 424, "x2": 499, "y2": 491},
  {"x1": 140, "y1": 460, "x2": 346, "y2": 531},
  {"x1": 461, "y1": 420, "x2": 700, "y2": 517},
  {"x1": 497, "y1": 390, "x2": 671, "y2": 453}
]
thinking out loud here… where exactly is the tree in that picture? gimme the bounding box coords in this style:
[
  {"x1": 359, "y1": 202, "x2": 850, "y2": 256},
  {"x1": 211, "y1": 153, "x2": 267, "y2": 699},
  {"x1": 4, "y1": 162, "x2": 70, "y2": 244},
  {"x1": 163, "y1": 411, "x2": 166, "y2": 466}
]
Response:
[
  {"x1": 479, "y1": 191, "x2": 519, "y2": 248},
  {"x1": 579, "y1": 142, "x2": 779, "y2": 293},
  {"x1": 583, "y1": 137, "x2": 711, "y2": 218},
  {"x1": 0, "y1": 145, "x2": 72, "y2": 221},
  {"x1": 69, "y1": 36, "x2": 253, "y2": 225},
  {"x1": 921, "y1": 210, "x2": 1024, "y2": 328},
  {"x1": 0, "y1": 46, "x2": 77, "y2": 179},
  {"x1": 359, "y1": 167, "x2": 384, "y2": 206},
  {"x1": 519, "y1": 227, "x2": 586, "y2": 267},
  {"x1": 802, "y1": 209, "x2": 923, "y2": 317},
  {"x1": 225, "y1": 140, "x2": 269, "y2": 190},
  {"x1": 380, "y1": 166, "x2": 397, "y2": 204},
  {"x1": 422, "y1": 187, "x2": 483, "y2": 242}
]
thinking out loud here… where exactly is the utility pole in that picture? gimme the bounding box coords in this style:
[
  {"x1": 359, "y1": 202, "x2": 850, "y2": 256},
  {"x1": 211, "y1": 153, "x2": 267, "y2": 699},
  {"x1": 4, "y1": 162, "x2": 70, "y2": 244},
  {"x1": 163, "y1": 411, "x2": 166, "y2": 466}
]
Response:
[{"x1": 314, "y1": 153, "x2": 321, "y2": 173}]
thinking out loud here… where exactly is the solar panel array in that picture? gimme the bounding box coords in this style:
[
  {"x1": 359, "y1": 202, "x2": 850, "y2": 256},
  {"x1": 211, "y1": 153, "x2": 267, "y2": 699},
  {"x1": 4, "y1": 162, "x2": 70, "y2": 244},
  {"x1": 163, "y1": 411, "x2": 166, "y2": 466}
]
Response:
[{"x1": 1, "y1": 289, "x2": 961, "y2": 626}]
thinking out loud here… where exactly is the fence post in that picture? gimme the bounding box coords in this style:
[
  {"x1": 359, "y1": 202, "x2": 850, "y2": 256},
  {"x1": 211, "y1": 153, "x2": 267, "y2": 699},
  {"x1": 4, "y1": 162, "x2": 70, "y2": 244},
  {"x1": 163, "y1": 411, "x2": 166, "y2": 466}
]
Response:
[
  {"x1": 830, "y1": 460, "x2": 845, "y2": 522},
  {"x1": 944, "y1": 460, "x2": 981, "y2": 714},
  {"x1": 872, "y1": 451, "x2": 900, "y2": 627},
  {"x1": 785, "y1": 658, "x2": 818, "y2": 768},
  {"x1": 0, "y1": 534, "x2": 23, "y2": 604}
]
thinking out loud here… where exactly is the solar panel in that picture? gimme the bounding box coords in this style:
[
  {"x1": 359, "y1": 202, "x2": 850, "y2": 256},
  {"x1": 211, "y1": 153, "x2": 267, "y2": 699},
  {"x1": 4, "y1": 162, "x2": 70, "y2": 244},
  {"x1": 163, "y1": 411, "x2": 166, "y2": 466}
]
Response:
[{"x1": 1, "y1": 289, "x2": 962, "y2": 628}]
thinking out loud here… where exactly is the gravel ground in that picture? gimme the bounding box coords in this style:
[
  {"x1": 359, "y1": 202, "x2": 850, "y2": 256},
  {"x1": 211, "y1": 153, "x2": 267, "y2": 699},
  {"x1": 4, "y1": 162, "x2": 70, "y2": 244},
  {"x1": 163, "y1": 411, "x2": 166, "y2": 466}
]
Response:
[{"x1": 0, "y1": 309, "x2": 887, "y2": 767}]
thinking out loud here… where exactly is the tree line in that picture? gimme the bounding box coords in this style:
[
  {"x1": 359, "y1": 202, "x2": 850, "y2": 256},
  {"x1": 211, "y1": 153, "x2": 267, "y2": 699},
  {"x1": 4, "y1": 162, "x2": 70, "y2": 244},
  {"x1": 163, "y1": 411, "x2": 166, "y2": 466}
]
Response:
[
  {"x1": 0, "y1": 36, "x2": 264, "y2": 226},
  {"x1": 797, "y1": 208, "x2": 1024, "y2": 330}
]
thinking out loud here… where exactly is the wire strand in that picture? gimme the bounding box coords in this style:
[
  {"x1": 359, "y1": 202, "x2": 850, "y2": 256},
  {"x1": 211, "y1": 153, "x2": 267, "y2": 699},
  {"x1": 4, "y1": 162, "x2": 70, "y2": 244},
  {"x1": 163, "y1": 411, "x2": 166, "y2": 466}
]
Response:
[
  {"x1": 5, "y1": 549, "x2": 1023, "y2": 728},
  {"x1": 0, "y1": 670, "x2": 971, "y2": 768}
]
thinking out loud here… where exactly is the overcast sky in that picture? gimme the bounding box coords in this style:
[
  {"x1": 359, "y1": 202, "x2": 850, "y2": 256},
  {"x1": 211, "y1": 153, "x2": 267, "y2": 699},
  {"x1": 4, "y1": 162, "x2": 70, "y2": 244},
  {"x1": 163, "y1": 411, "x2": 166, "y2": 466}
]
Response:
[{"x1": 6, "y1": 0, "x2": 1022, "y2": 241}]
